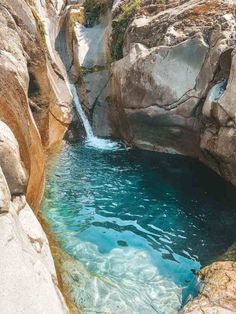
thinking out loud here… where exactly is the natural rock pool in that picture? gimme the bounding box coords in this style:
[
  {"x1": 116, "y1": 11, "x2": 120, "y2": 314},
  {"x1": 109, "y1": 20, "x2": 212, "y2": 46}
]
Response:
[{"x1": 42, "y1": 142, "x2": 236, "y2": 314}]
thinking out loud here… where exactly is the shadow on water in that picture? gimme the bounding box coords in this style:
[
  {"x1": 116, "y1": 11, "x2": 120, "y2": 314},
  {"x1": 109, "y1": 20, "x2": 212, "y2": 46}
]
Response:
[
  {"x1": 94, "y1": 148, "x2": 236, "y2": 262},
  {"x1": 43, "y1": 142, "x2": 236, "y2": 313}
]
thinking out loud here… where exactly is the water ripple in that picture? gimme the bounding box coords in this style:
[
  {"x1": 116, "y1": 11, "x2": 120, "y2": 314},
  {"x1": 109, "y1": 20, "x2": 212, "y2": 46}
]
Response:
[{"x1": 42, "y1": 143, "x2": 236, "y2": 313}]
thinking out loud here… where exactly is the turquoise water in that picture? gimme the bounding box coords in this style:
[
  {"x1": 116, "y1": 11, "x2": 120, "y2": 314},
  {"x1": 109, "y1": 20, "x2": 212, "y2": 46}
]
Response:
[{"x1": 42, "y1": 142, "x2": 236, "y2": 313}]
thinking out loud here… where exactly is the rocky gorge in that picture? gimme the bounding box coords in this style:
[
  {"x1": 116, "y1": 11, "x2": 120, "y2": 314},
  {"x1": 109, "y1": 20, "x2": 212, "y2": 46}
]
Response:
[{"x1": 0, "y1": 0, "x2": 236, "y2": 313}]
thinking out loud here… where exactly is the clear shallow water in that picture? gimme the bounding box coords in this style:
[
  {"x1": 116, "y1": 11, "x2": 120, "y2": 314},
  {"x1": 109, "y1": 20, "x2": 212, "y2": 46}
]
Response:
[{"x1": 42, "y1": 142, "x2": 236, "y2": 314}]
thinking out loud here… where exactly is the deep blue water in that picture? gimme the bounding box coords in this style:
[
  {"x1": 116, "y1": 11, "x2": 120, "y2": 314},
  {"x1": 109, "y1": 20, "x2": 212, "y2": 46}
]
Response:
[{"x1": 42, "y1": 142, "x2": 236, "y2": 313}]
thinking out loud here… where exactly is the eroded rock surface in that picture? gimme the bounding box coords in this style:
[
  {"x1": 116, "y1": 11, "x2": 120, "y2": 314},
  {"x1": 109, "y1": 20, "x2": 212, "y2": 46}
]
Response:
[
  {"x1": 0, "y1": 0, "x2": 72, "y2": 210},
  {"x1": 109, "y1": 0, "x2": 236, "y2": 186},
  {"x1": 181, "y1": 262, "x2": 236, "y2": 314},
  {"x1": 0, "y1": 121, "x2": 69, "y2": 314}
]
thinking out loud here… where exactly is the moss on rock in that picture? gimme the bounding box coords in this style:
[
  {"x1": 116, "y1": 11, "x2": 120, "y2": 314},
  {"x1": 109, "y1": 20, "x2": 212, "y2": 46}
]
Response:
[
  {"x1": 111, "y1": 0, "x2": 143, "y2": 61},
  {"x1": 83, "y1": 0, "x2": 112, "y2": 27}
]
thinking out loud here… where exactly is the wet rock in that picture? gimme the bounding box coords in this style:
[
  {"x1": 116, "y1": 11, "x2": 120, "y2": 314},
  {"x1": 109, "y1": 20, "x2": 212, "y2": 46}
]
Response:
[
  {"x1": 181, "y1": 262, "x2": 236, "y2": 314},
  {"x1": 72, "y1": 10, "x2": 113, "y2": 137}
]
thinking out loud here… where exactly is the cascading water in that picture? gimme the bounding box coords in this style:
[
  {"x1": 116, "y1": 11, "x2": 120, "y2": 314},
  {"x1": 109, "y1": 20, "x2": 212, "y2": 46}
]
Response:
[{"x1": 69, "y1": 83, "x2": 120, "y2": 150}]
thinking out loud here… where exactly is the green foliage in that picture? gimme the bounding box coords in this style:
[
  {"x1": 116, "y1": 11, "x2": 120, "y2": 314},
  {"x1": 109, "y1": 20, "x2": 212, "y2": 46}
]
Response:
[
  {"x1": 155, "y1": 0, "x2": 166, "y2": 3},
  {"x1": 32, "y1": 9, "x2": 46, "y2": 39},
  {"x1": 24, "y1": 1, "x2": 47, "y2": 44},
  {"x1": 111, "y1": 0, "x2": 143, "y2": 61},
  {"x1": 84, "y1": 0, "x2": 113, "y2": 27}
]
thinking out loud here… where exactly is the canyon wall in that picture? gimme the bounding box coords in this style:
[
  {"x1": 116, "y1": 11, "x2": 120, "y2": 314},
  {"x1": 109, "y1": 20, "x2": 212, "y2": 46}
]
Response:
[
  {"x1": 0, "y1": 0, "x2": 73, "y2": 312},
  {"x1": 108, "y1": 0, "x2": 236, "y2": 187}
]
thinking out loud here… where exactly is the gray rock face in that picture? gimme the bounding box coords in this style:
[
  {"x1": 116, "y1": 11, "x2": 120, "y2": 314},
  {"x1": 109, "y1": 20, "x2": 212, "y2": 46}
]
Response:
[
  {"x1": 71, "y1": 11, "x2": 113, "y2": 137},
  {"x1": 109, "y1": 0, "x2": 236, "y2": 185},
  {"x1": 200, "y1": 50, "x2": 236, "y2": 184},
  {"x1": 110, "y1": 37, "x2": 208, "y2": 156}
]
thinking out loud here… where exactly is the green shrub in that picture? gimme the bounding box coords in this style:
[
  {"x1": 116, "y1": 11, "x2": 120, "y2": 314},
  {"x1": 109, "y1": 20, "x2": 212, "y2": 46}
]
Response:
[
  {"x1": 111, "y1": 0, "x2": 143, "y2": 61},
  {"x1": 84, "y1": 0, "x2": 112, "y2": 27}
]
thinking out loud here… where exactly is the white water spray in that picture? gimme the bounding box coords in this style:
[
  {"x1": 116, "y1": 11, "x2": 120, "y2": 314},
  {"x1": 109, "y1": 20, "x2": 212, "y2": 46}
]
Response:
[{"x1": 69, "y1": 83, "x2": 121, "y2": 150}]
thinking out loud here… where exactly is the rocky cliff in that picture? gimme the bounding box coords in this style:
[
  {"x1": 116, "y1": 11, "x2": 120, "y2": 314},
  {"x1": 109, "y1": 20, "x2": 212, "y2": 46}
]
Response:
[
  {"x1": 108, "y1": 0, "x2": 236, "y2": 188},
  {"x1": 0, "y1": 0, "x2": 73, "y2": 312}
]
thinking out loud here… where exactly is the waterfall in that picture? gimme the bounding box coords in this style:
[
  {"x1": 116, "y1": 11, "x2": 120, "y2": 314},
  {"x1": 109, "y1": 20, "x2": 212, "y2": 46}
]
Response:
[
  {"x1": 69, "y1": 83, "x2": 121, "y2": 150},
  {"x1": 69, "y1": 83, "x2": 94, "y2": 139}
]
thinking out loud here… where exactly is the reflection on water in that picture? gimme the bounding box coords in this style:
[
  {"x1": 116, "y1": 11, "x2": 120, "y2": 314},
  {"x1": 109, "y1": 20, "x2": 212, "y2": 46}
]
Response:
[{"x1": 42, "y1": 142, "x2": 236, "y2": 313}]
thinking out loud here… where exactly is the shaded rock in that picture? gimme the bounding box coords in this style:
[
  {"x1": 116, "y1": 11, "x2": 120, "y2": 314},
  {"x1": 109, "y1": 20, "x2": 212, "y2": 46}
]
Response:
[
  {"x1": 200, "y1": 49, "x2": 236, "y2": 185},
  {"x1": 72, "y1": 9, "x2": 113, "y2": 137},
  {"x1": 84, "y1": 70, "x2": 112, "y2": 137}
]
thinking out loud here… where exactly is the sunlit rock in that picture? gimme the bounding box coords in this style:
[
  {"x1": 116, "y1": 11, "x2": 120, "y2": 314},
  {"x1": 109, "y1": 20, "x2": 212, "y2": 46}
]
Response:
[
  {"x1": 0, "y1": 167, "x2": 11, "y2": 213},
  {"x1": 109, "y1": 0, "x2": 236, "y2": 185},
  {"x1": 0, "y1": 121, "x2": 27, "y2": 195}
]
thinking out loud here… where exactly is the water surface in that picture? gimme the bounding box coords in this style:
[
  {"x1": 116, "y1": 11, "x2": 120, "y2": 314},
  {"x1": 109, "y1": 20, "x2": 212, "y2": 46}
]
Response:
[{"x1": 42, "y1": 142, "x2": 236, "y2": 313}]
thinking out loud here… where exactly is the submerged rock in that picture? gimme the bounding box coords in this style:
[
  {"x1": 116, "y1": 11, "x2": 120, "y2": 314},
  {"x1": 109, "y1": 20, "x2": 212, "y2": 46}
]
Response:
[{"x1": 58, "y1": 240, "x2": 182, "y2": 314}]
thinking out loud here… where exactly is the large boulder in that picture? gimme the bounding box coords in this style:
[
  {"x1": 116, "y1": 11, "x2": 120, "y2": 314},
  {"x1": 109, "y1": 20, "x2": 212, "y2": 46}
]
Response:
[
  {"x1": 110, "y1": 38, "x2": 208, "y2": 155},
  {"x1": 109, "y1": 0, "x2": 236, "y2": 184}
]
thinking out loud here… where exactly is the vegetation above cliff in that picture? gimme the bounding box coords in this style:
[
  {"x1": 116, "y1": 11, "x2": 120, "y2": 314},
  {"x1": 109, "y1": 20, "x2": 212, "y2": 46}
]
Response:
[
  {"x1": 111, "y1": 0, "x2": 143, "y2": 61},
  {"x1": 84, "y1": 0, "x2": 112, "y2": 27},
  {"x1": 110, "y1": 0, "x2": 168, "y2": 61}
]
